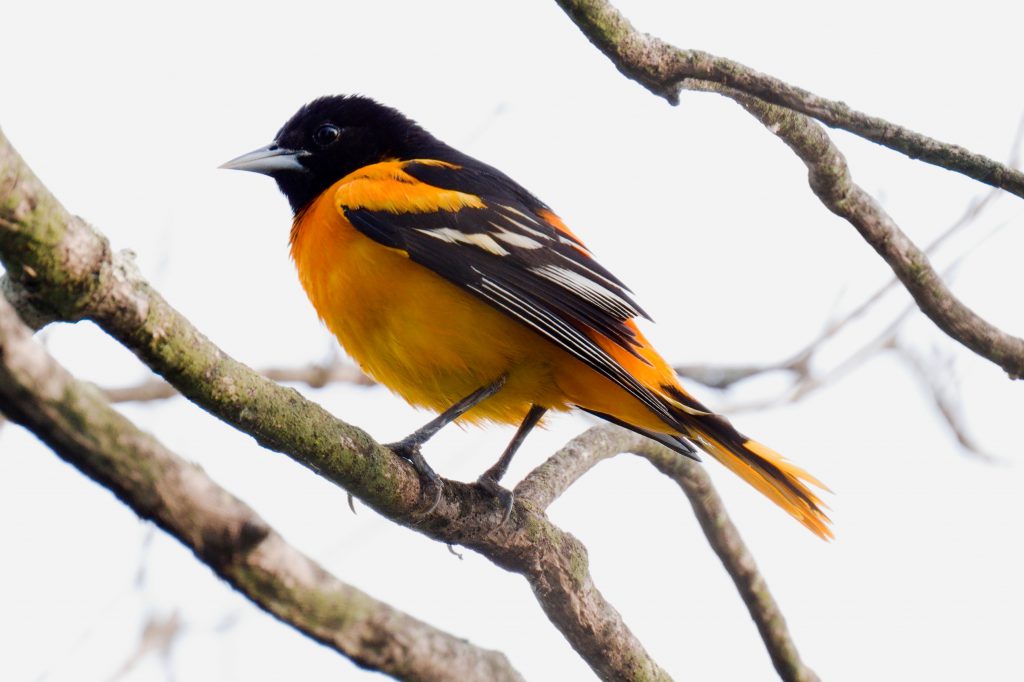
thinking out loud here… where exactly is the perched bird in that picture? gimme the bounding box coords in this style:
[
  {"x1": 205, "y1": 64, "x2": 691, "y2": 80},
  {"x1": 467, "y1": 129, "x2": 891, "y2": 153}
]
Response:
[{"x1": 222, "y1": 95, "x2": 831, "y2": 538}]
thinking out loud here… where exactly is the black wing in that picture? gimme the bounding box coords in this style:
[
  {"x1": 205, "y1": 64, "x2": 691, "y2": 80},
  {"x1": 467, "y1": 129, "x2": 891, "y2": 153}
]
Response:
[{"x1": 340, "y1": 159, "x2": 684, "y2": 429}]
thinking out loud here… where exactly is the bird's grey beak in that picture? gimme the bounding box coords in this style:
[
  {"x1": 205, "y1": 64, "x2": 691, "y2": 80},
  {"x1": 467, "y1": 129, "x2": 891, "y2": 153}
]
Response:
[{"x1": 219, "y1": 143, "x2": 308, "y2": 175}]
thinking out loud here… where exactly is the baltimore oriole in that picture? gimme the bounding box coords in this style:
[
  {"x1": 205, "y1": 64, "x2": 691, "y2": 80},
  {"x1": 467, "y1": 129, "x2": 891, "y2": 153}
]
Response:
[{"x1": 222, "y1": 95, "x2": 831, "y2": 538}]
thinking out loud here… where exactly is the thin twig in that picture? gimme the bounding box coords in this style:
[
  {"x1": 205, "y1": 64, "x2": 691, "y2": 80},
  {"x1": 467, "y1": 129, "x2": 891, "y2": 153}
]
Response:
[
  {"x1": 105, "y1": 611, "x2": 183, "y2": 682},
  {"x1": 894, "y1": 343, "x2": 1002, "y2": 463},
  {"x1": 721, "y1": 219, "x2": 1011, "y2": 415}
]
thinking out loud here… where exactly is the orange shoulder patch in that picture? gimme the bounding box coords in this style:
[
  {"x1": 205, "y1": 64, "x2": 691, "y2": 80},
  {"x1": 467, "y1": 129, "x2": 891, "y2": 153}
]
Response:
[{"x1": 334, "y1": 159, "x2": 485, "y2": 214}]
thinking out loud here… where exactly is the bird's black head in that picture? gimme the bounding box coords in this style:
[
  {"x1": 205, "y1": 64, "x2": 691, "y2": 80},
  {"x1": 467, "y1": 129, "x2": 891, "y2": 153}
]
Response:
[{"x1": 222, "y1": 95, "x2": 449, "y2": 213}]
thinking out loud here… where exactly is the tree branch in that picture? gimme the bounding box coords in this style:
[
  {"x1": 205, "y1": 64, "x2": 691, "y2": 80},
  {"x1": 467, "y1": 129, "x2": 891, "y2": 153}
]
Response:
[
  {"x1": 0, "y1": 293, "x2": 523, "y2": 682},
  {"x1": 517, "y1": 426, "x2": 820, "y2": 682},
  {"x1": 893, "y1": 342, "x2": 1002, "y2": 463},
  {"x1": 553, "y1": 0, "x2": 1024, "y2": 200},
  {"x1": 729, "y1": 90, "x2": 1024, "y2": 378},
  {"x1": 553, "y1": 0, "x2": 1024, "y2": 380},
  {"x1": 0, "y1": 130, "x2": 670, "y2": 681},
  {"x1": 636, "y1": 444, "x2": 820, "y2": 682},
  {"x1": 674, "y1": 179, "x2": 1010, "y2": 392}
]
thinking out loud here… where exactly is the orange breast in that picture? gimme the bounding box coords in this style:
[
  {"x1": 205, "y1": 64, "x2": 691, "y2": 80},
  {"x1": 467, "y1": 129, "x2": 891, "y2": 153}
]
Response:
[{"x1": 289, "y1": 180, "x2": 571, "y2": 425}]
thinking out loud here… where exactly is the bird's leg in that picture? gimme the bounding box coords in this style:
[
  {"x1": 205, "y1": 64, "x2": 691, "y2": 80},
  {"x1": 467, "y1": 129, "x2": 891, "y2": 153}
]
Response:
[
  {"x1": 477, "y1": 404, "x2": 547, "y2": 526},
  {"x1": 387, "y1": 375, "x2": 507, "y2": 514},
  {"x1": 391, "y1": 375, "x2": 508, "y2": 452}
]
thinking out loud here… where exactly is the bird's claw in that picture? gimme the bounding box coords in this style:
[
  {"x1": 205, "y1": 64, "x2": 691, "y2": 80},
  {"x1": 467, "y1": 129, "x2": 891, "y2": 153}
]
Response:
[
  {"x1": 418, "y1": 478, "x2": 443, "y2": 516},
  {"x1": 387, "y1": 440, "x2": 444, "y2": 516},
  {"x1": 476, "y1": 475, "x2": 515, "y2": 529}
]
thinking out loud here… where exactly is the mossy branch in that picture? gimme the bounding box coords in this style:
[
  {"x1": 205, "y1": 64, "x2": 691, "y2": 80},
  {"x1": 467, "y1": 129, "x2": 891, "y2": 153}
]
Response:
[{"x1": 0, "y1": 293, "x2": 523, "y2": 682}]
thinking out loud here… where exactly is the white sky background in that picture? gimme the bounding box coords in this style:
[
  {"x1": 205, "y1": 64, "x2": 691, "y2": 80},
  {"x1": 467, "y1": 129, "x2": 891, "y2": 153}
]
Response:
[{"x1": 1, "y1": 1, "x2": 1023, "y2": 680}]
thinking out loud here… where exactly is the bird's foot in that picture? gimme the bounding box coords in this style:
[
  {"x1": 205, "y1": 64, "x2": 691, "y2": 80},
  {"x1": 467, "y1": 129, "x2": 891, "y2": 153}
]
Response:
[
  {"x1": 387, "y1": 439, "x2": 443, "y2": 515},
  {"x1": 476, "y1": 474, "x2": 515, "y2": 529}
]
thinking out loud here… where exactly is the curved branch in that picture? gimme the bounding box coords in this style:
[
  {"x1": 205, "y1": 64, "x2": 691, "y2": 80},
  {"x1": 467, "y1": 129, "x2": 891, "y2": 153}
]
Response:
[
  {"x1": 514, "y1": 424, "x2": 637, "y2": 509},
  {"x1": 0, "y1": 295, "x2": 522, "y2": 682},
  {"x1": 728, "y1": 90, "x2": 1024, "y2": 378},
  {"x1": 553, "y1": 0, "x2": 1024, "y2": 379},
  {"x1": 553, "y1": 0, "x2": 1024, "y2": 200},
  {"x1": 0, "y1": 131, "x2": 668, "y2": 682},
  {"x1": 634, "y1": 444, "x2": 820, "y2": 682},
  {"x1": 517, "y1": 426, "x2": 820, "y2": 682}
]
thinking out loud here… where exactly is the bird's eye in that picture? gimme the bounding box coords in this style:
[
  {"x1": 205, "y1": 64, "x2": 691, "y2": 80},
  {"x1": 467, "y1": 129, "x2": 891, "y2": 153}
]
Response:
[{"x1": 312, "y1": 123, "x2": 341, "y2": 147}]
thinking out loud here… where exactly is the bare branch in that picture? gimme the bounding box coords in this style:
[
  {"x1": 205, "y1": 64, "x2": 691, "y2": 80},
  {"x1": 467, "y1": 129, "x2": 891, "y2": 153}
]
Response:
[
  {"x1": 514, "y1": 424, "x2": 644, "y2": 509},
  {"x1": 684, "y1": 218, "x2": 1013, "y2": 422},
  {"x1": 674, "y1": 181, "x2": 1009, "y2": 392},
  {"x1": 729, "y1": 91, "x2": 1024, "y2": 379},
  {"x1": 553, "y1": 0, "x2": 1024, "y2": 200},
  {"x1": 672, "y1": 361, "x2": 797, "y2": 391},
  {"x1": 0, "y1": 295, "x2": 524, "y2": 682},
  {"x1": 635, "y1": 444, "x2": 820, "y2": 682},
  {"x1": 0, "y1": 130, "x2": 669, "y2": 682},
  {"x1": 552, "y1": 0, "x2": 1024, "y2": 379},
  {"x1": 894, "y1": 343, "x2": 1002, "y2": 463},
  {"x1": 106, "y1": 611, "x2": 183, "y2": 682},
  {"x1": 517, "y1": 426, "x2": 820, "y2": 682}
]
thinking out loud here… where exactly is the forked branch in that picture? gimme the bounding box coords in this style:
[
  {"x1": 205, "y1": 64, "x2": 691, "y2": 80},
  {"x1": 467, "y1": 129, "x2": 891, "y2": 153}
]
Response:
[{"x1": 554, "y1": 0, "x2": 1024, "y2": 379}]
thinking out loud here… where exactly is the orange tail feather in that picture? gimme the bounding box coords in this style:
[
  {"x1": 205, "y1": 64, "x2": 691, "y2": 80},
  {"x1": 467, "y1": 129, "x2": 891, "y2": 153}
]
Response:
[
  {"x1": 583, "y1": 321, "x2": 832, "y2": 538},
  {"x1": 687, "y1": 412, "x2": 832, "y2": 539}
]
